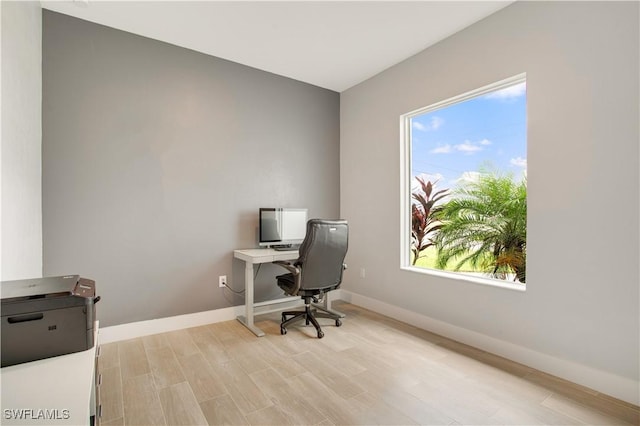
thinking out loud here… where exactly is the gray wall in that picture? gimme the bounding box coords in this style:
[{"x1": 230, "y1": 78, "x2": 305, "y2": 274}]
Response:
[
  {"x1": 42, "y1": 11, "x2": 340, "y2": 327},
  {"x1": 341, "y1": 0, "x2": 638, "y2": 396},
  {"x1": 1, "y1": 1, "x2": 42, "y2": 281}
]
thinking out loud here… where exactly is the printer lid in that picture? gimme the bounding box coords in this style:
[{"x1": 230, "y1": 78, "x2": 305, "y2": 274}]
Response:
[{"x1": 0, "y1": 275, "x2": 80, "y2": 301}]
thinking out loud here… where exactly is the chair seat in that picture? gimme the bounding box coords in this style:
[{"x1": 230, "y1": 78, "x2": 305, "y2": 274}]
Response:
[
  {"x1": 277, "y1": 273, "x2": 340, "y2": 297},
  {"x1": 276, "y1": 273, "x2": 296, "y2": 294}
]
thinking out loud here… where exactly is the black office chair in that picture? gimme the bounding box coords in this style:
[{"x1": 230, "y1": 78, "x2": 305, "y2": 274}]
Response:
[{"x1": 273, "y1": 219, "x2": 348, "y2": 338}]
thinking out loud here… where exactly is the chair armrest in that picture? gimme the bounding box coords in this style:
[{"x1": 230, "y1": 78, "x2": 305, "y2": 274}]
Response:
[{"x1": 273, "y1": 261, "x2": 300, "y2": 275}]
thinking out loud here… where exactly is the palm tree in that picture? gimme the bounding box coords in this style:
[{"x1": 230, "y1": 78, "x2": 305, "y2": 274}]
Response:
[
  {"x1": 411, "y1": 177, "x2": 449, "y2": 265},
  {"x1": 434, "y1": 173, "x2": 526, "y2": 283}
]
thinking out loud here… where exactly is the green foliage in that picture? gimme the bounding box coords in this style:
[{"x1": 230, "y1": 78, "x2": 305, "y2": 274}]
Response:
[
  {"x1": 411, "y1": 177, "x2": 449, "y2": 265},
  {"x1": 412, "y1": 246, "x2": 479, "y2": 272},
  {"x1": 434, "y1": 173, "x2": 527, "y2": 283}
]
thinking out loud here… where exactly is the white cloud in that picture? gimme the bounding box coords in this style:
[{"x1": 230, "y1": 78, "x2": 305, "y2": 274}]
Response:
[
  {"x1": 430, "y1": 144, "x2": 452, "y2": 154},
  {"x1": 484, "y1": 81, "x2": 526, "y2": 100},
  {"x1": 455, "y1": 171, "x2": 482, "y2": 185},
  {"x1": 431, "y1": 139, "x2": 491, "y2": 155},
  {"x1": 429, "y1": 116, "x2": 444, "y2": 130},
  {"x1": 454, "y1": 141, "x2": 483, "y2": 154},
  {"x1": 413, "y1": 121, "x2": 427, "y2": 131},
  {"x1": 510, "y1": 156, "x2": 527, "y2": 168},
  {"x1": 413, "y1": 116, "x2": 444, "y2": 132}
]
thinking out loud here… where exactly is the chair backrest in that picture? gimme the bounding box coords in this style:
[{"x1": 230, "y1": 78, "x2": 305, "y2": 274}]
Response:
[{"x1": 296, "y1": 219, "x2": 348, "y2": 291}]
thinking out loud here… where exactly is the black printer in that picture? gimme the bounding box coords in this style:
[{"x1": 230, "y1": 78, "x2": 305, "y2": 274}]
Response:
[{"x1": 1, "y1": 275, "x2": 100, "y2": 367}]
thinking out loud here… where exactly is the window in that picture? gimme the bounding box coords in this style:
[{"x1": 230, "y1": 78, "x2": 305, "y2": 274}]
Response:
[{"x1": 400, "y1": 74, "x2": 527, "y2": 288}]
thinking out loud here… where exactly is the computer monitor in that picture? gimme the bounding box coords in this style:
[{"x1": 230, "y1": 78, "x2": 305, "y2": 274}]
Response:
[{"x1": 259, "y1": 208, "x2": 308, "y2": 248}]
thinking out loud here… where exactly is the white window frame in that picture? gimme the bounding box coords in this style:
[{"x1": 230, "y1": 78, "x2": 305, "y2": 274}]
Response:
[{"x1": 399, "y1": 73, "x2": 527, "y2": 291}]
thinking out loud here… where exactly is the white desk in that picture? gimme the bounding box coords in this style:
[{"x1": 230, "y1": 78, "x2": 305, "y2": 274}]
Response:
[{"x1": 234, "y1": 248, "x2": 345, "y2": 337}]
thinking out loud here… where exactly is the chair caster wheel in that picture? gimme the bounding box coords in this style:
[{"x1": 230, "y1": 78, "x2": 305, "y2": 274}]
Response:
[
  {"x1": 280, "y1": 327, "x2": 287, "y2": 335},
  {"x1": 317, "y1": 330, "x2": 324, "y2": 339},
  {"x1": 335, "y1": 319, "x2": 342, "y2": 327}
]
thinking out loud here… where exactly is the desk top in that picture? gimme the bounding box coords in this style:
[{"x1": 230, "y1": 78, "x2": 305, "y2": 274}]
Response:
[{"x1": 234, "y1": 248, "x2": 299, "y2": 264}]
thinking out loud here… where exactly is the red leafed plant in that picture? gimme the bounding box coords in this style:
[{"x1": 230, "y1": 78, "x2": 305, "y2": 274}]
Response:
[{"x1": 411, "y1": 177, "x2": 449, "y2": 265}]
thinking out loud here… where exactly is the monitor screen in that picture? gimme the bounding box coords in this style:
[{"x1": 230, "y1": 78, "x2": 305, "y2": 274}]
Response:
[{"x1": 259, "y1": 208, "x2": 308, "y2": 247}]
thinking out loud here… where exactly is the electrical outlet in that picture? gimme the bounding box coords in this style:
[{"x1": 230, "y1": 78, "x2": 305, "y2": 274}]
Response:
[
  {"x1": 360, "y1": 268, "x2": 366, "y2": 279},
  {"x1": 219, "y1": 275, "x2": 227, "y2": 288}
]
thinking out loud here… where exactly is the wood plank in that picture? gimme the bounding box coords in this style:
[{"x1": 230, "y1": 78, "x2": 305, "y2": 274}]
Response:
[
  {"x1": 226, "y1": 341, "x2": 271, "y2": 375},
  {"x1": 291, "y1": 350, "x2": 365, "y2": 399},
  {"x1": 142, "y1": 332, "x2": 170, "y2": 350},
  {"x1": 347, "y1": 391, "x2": 419, "y2": 425},
  {"x1": 250, "y1": 367, "x2": 326, "y2": 425},
  {"x1": 207, "y1": 359, "x2": 272, "y2": 414},
  {"x1": 199, "y1": 394, "x2": 249, "y2": 426},
  {"x1": 118, "y1": 338, "x2": 150, "y2": 380},
  {"x1": 404, "y1": 371, "x2": 503, "y2": 425},
  {"x1": 528, "y1": 371, "x2": 640, "y2": 424},
  {"x1": 244, "y1": 405, "x2": 294, "y2": 426},
  {"x1": 177, "y1": 352, "x2": 227, "y2": 402},
  {"x1": 250, "y1": 338, "x2": 308, "y2": 379},
  {"x1": 375, "y1": 386, "x2": 456, "y2": 425},
  {"x1": 158, "y1": 381, "x2": 208, "y2": 426},
  {"x1": 542, "y1": 393, "x2": 636, "y2": 425},
  {"x1": 100, "y1": 417, "x2": 124, "y2": 426},
  {"x1": 165, "y1": 329, "x2": 200, "y2": 358},
  {"x1": 122, "y1": 374, "x2": 166, "y2": 425},
  {"x1": 146, "y1": 345, "x2": 186, "y2": 389},
  {"x1": 286, "y1": 372, "x2": 369, "y2": 425},
  {"x1": 99, "y1": 342, "x2": 119, "y2": 369},
  {"x1": 188, "y1": 325, "x2": 230, "y2": 365}
]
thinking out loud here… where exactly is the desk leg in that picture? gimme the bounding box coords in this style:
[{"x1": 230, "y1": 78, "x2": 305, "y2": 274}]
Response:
[{"x1": 236, "y1": 262, "x2": 266, "y2": 337}]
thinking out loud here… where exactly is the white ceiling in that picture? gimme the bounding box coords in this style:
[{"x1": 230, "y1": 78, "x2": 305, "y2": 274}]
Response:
[{"x1": 41, "y1": 1, "x2": 513, "y2": 92}]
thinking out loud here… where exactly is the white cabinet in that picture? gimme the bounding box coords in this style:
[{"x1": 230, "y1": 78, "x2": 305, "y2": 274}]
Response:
[{"x1": 0, "y1": 323, "x2": 99, "y2": 425}]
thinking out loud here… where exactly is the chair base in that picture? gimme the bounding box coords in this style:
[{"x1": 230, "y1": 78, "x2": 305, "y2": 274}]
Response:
[{"x1": 280, "y1": 299, "x2": 342, "y2": 339}]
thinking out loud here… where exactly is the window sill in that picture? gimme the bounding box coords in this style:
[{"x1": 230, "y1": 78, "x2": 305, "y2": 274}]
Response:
[{"x1": 400, "y1": 266, "x2": 527, "y2": 292}]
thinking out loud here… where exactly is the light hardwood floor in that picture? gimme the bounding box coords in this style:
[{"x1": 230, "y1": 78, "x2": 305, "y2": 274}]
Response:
[{"x1": 98, "y1": 302, "x2": 639, "y2": 425}]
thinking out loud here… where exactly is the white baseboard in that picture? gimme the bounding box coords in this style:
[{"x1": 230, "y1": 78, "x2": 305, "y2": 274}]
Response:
[
  {"x1": 99, "y1": 305, "x2": 244, "y2": 344},
  {"x1": 339, "y1": 290, "x2": 639, "y2": 406}
]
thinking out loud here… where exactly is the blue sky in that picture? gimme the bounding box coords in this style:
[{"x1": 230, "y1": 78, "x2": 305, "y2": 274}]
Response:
[{"x1": 411, "y1": 82, "x2": 527, "y2": 193}]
